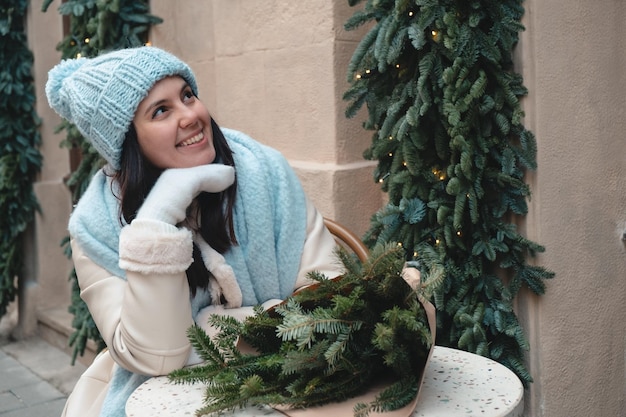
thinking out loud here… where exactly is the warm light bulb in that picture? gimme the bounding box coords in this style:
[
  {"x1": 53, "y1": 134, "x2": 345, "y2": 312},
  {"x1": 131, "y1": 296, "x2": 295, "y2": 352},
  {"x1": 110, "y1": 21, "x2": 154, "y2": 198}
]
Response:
[
  {"x1": 397, "y1": 242, "x2": 403, "y2": 247},
  {"x1": 365, "y1": 69, "x2": 371, "y2": 74},
  {"x1": 408, "y1": 11, "x2": 414, "y2": 17},
  {"x1": 84, "y1": 38, "x2": 90, "y2": 44},
  {"x1": 388, "y1": 152, "x2": 393, "y2": 157},
  {"x1": 435, "y1": 239, "x2": 441, "y2": 245},
  {"x1": 456, "y1": 231, "x2": 462, "y2": 237},
  {"x1": 356, "y1": 74, "x2": 362, "y2": 80},
  {"x1": 76, "y1": 53, "x2": 82, "y2": 58}
]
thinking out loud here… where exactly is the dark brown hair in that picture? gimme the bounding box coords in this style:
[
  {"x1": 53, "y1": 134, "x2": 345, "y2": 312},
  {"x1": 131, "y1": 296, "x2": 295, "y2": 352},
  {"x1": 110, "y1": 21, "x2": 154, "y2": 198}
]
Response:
[{"x1": 111, "y1": 118, "x2": 237, "y2": 295}]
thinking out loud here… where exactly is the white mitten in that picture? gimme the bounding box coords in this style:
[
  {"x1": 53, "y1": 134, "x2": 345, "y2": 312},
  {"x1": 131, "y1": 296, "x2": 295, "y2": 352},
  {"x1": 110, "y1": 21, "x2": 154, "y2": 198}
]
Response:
[{"x1": 136, "y1": 164, "x2": 235, "y2": 225}]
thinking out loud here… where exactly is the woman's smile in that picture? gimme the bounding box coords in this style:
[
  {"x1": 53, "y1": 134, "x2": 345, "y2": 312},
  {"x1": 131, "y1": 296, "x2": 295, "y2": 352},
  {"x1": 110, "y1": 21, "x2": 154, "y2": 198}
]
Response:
[{"x1": 177, "y1": 131, "x2": 206, "y2": 148}]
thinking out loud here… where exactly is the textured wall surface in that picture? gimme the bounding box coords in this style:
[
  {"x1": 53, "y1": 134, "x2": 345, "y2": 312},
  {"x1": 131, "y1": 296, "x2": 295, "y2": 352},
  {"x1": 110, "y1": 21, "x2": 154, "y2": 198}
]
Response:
[
  {"x1": 517, "y1": 1, "x2": 626, "y2": 415},
  {"x1": 151, "y1": 0, "x2": 382, "y2": 237},
  {"x1": 27, "y1": 3, "x2": 74, "y2": 315}
]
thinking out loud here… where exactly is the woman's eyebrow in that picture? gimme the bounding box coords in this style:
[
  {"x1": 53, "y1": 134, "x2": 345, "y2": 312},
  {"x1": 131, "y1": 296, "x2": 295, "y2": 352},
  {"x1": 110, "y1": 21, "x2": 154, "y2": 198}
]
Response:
[{"x1": 141, "y1": 80, "x2": 189, "y2": 117}]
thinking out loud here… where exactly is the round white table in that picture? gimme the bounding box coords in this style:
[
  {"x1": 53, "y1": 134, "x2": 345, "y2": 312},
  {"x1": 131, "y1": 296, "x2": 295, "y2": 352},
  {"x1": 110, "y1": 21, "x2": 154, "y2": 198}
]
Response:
[{"x1": 126, "y1": 346, "x2": 524, "y2": 417}]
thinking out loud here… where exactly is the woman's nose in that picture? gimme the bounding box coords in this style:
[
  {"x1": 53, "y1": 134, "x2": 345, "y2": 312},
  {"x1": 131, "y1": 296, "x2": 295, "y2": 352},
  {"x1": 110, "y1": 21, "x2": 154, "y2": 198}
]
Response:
[{"x1": 178, "y1": 106, "x2": 198, "y2": 128}]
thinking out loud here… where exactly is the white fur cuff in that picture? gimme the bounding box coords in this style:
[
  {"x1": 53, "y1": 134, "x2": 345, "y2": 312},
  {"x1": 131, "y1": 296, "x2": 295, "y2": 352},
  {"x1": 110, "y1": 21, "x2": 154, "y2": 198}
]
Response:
[{"x1": 119, "y1": 222, "x2": 193, "y2": 274}]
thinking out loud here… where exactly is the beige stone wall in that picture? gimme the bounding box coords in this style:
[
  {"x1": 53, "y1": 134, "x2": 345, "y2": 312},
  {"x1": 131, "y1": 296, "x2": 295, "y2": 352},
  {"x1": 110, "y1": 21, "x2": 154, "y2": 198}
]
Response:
[
  {"x1": 149, "y1": 0, "x2": 382, "y2": 236},
  {"x1": 25, "y1": 3, "x2": 73, "y2": 320},
  {"x1": 516, "y1": 1, "x2": 626, "y2": 416},
  {"x1": 25, "y1": 1, "x2": 626, "y2": 416}
]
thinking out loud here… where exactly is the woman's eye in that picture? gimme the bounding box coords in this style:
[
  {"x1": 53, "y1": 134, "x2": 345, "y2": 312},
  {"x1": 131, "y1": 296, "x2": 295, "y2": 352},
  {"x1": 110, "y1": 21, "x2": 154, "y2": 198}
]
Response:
[
  {"x1": 152, "y1": 106, "x2": 167, "y2": 118},
  {"x1": 182, "y1": 89, "x2": 195, "y2": 102}
]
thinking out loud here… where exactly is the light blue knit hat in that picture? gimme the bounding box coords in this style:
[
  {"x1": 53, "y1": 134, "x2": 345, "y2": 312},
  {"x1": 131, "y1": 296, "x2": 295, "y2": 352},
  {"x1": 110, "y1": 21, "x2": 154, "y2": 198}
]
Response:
[{"x1": 45, "y1": 46, "x2": 198, "y2": 170}]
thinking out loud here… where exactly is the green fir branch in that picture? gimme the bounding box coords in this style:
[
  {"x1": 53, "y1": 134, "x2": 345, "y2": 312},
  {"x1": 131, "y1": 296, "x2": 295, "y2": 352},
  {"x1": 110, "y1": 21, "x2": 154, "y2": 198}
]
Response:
[
  {"x1": 0, "y1": 0, "x2": 43, "y2": 320},
  {"x1": 169, "y1": 244, "x2": 438, "y2": 417}
]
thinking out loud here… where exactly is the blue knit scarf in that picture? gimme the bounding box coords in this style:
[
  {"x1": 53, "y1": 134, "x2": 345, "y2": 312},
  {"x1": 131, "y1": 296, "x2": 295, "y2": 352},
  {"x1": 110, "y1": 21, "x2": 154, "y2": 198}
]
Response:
[{"x1": 68, "y1": 128, "x2": 307, "y2": 417}]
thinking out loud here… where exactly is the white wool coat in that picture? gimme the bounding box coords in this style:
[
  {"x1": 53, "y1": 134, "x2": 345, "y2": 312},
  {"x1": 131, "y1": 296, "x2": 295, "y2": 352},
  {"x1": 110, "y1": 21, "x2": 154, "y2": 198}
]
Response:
[{"x1": 61, "y1": 197, "x2": 342, "y2": 417}]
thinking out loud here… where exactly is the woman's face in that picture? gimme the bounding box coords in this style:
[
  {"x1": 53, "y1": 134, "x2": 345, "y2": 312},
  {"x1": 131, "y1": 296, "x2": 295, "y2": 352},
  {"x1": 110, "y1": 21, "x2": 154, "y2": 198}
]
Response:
[{"x1": 133, "y1": 76, "x2": 216, "y2": 169}]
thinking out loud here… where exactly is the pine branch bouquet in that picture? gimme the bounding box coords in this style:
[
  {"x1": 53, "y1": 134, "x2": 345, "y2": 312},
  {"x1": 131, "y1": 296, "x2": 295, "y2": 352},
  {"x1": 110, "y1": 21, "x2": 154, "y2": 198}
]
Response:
[{"x1": 169, "y1": 244, "x2": 441, "y2": 417}]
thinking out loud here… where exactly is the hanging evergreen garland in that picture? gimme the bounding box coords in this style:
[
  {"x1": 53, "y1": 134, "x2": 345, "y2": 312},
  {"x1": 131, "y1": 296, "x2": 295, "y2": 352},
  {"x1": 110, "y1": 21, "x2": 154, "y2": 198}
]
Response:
[
  {"x1": 343, "y1": 0, "x2": 554, "y2": 385},
  {"x1": 42, "y1": 0, "x2": 162, "y2": 363},
  {"x1": 0, "y1": 0, "x2": 43, "y2": 320}
]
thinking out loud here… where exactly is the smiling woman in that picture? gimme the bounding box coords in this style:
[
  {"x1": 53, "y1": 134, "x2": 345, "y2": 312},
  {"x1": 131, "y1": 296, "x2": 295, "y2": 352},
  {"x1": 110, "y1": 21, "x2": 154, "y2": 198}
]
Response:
[{"x1": 45, "y1": 46, "x2": 345, "y2": 417}]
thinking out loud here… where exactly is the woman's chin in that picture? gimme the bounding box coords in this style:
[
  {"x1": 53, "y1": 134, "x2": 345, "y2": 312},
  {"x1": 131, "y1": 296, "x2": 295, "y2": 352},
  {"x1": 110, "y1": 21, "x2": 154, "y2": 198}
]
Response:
[{"x1": 176, "y1": 147, "x2": 216, "y2": 168}]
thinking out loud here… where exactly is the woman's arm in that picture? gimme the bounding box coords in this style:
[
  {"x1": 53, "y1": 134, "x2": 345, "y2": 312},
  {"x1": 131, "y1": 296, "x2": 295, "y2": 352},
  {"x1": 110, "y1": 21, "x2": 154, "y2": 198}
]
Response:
[
  {"x1": 73, "y1": 164, "x2": 235, "y2": 374},
  {"x1": 71, "y1": 222, "x2": 194, "y2": 376},
  {"x1": 293, "y1": 197, "x2": 344, "y2": 290}
]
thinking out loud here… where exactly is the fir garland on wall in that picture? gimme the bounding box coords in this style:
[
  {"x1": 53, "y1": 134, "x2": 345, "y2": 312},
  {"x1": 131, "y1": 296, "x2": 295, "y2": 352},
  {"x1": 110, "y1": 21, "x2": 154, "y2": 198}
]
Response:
[
  {"x1": 0, "y1": 1, "x2": 43, "y2": 320},
  {"x1": 42, "y1": 0, "x2": 162, "y2": 363},
  {"x1": 343, "y1": 0, "x2": 554, "y2": 384}
]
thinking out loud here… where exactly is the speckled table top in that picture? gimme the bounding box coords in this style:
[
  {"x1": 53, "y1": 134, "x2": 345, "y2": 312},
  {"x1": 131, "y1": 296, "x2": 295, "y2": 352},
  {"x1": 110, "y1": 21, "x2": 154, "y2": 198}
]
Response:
[
  {"x1": 126, "y1": 346, "x2": 523, "y2": 417},
  {"x1": 413, "y1": 346, "x2": 524, "y2": 416}
]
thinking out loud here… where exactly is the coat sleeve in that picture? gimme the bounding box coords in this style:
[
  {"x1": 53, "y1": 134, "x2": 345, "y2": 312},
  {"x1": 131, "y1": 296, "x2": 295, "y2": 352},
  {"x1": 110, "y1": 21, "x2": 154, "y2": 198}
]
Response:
[
  {"x1": 293, "y1": 197, "x2": 344, "y2": 290},
  {"x1": 71, "y1": 219, "x2": 194, "y2": 376}
]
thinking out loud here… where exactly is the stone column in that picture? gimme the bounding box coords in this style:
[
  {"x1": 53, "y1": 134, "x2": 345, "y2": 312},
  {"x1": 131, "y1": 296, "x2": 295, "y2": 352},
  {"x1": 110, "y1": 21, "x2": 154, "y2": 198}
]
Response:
[
  {"x1": 150, "y1": 0, "x2": 383, "y2": 237},
  {"x1": 516, "y1": 1, "x2": 626, "y2": 416},
  {"x1": 20, "y1": 2, "x2": 74, "y2": 340}
]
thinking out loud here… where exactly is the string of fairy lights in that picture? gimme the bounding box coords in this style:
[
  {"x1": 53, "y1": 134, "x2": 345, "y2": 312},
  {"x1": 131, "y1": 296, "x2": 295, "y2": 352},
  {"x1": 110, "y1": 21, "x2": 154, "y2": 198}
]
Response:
[
  {"x1": 349, "y1": 11, "x2": 466, "y2": 257},
  {"x1": 70, "y1": 37, "x2": 152, "y2": 58}
]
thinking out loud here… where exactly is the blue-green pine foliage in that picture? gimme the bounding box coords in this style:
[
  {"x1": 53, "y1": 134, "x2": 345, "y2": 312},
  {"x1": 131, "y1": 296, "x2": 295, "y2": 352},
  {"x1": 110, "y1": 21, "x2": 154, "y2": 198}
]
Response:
[
  {"x1": 170, "y1": 244, "x2": 443, "y2": 417},
  {"x1": 0, "y1": 0, "x2": 43, "y2": 319},
  {"x1": 344, "y1": 0, "x2": 554, "y2": 385}
]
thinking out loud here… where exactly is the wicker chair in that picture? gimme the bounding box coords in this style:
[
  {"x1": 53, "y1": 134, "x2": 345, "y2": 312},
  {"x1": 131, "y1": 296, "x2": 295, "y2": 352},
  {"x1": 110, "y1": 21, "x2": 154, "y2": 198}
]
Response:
[{"x1": 323, "y1": 218, "x2": 369, "y2": 262}]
